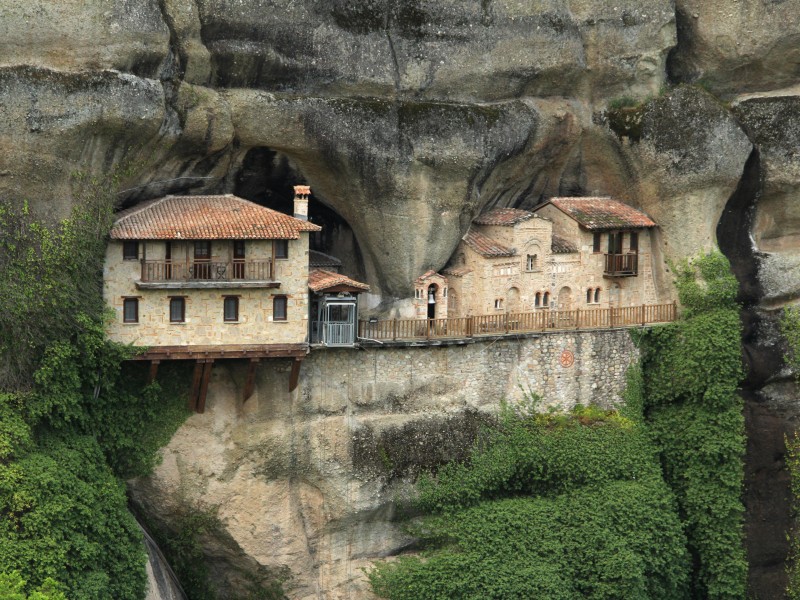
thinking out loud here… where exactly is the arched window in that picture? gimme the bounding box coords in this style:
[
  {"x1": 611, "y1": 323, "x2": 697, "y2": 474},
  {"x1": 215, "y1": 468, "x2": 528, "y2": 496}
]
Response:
[
  {"x1": 535, "y1": 292, "x2": 541, "y2": 308},
  {"x1": 586, "y1": 288, "x2": 593, "y2": 303},
  {"x1": 543, "y1": 292, "x2": 550, "y2": 307},
  {"x1": 594, "y1": 288, "x2": 601, "y2": 303}
]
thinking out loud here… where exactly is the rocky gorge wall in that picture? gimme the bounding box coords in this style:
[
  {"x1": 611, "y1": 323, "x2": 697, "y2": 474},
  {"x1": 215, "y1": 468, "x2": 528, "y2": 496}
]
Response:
[
  {"x1": 5, "y1": 0, "x2": 800, "y2": 596},
  {"x1": 128, "y1": 329, "x2": 637, "y2": 599}
]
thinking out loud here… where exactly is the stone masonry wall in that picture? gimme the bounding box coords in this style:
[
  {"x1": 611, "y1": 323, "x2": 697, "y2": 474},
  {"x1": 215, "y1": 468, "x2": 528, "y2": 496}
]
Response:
[{"x1": 130, "y1": 328, "x2": 639, "y2": 600}]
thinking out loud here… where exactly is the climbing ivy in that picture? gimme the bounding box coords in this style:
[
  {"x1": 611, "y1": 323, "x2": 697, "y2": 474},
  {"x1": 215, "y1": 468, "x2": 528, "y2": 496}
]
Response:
[
  {"x1": 636, "y1": 250, "x2": 747, "y2": 600},
  {"x1": 369, "y1": 405, "x2": 690, "y2": 599},
  {"x1": 0, "y1": 184, "x2": 191, "y2": 598}
]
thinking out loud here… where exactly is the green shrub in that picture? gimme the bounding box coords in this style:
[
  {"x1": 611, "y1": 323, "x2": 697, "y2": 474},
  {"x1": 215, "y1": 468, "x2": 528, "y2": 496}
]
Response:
[
  {"x1": 370, "y1": 408, "x2": 690, "y2": 599},
  {"x1": 637, "y1": 250, "x2": 746, "y2": 599}
]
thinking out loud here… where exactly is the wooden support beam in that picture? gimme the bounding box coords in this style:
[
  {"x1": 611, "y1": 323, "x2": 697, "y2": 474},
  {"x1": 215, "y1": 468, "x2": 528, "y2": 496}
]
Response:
[
  {"x1": 147, "y1": 360, "x2": 160, "y2": 385},
  {"x1": 196, "y1": 360, "x2": 214, "y2": 414},
  {"x1": 243, "y1": 358, "x2": 260, "y2": 403},
  {"x1": 189, "y1": 361, "x2": 204, "y2": 412},
  {"x1": 289, "y1": 358, "x2": 303, "y2": 393}
]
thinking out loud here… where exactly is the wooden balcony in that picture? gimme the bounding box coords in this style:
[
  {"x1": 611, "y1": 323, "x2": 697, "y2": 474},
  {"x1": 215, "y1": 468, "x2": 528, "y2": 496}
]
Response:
[
  {"x1": 137, "y1": 259, "x2": 279, "y2": 289},
  {"x1": 604, "y1": 253, "x2": 638, "y2": 277}
]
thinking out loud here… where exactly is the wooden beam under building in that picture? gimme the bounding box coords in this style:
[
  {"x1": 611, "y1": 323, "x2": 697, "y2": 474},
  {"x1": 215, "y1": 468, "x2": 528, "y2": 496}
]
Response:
[
  {"x1": 289, "y1": 358, "x2": 303, "y2": 393},
  {"x1": 188, "y1": 361, "x2": 204, "y2": 412},
  {"x1": 196, "y1": 360, "x2": 214, "y2": 414},
  {"x1": 147, "y1": 360, "x2": 160, "y2": 385},
  {"x1": 243, "y1": 358, "x2": 260, "y2": 403}
]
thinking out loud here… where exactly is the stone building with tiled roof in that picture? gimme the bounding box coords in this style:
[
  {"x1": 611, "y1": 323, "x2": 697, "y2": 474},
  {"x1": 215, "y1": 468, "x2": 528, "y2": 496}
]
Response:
[
  {"x1": 419, "y1": 198, "x2": 661, "y2": 319},
  {"x1": 104, "y1": 188, "x2": 321, "y2": 354}
]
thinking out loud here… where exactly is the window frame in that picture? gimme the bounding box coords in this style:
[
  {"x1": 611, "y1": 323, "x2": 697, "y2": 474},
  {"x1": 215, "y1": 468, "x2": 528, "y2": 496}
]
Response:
[
  {"x1": 592, "y1": 233, "x2": 601, "y2": 254},
  {"x1": 223, "y1": 296, "x2": 239, "y2": 322},
  {"x1": 273, "y1": 295, "x2": 288, "y2": 321},
  {"x1": 526, "y1": 254, "x2": 538, "y2": 271},
  {"x1": 542, "y1": 292, "x2": 550, "y2": 307},
  {"x1": 122, "y1": 297, "x2": 139, "y2": 323},
  {"x1": 274, "y1": 239, "x2": 289, "y2": 260},
  {"x1": 123, "y1": 241, "x2": 139, "y2": 261},
  {"x1": 169, "y1": 296, "x2": 186, "y2": 323}
]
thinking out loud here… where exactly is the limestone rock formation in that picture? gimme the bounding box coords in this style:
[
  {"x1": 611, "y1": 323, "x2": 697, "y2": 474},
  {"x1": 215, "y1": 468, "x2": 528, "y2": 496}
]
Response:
[{"x1": 4, "y1": 0, "x2": 800, "y2": 597}]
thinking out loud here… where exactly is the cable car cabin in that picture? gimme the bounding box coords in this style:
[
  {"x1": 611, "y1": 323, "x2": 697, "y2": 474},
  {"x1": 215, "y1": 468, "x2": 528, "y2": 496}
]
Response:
[{"x1": 308, "y1": 269, "x2": 370, "y2": 347}]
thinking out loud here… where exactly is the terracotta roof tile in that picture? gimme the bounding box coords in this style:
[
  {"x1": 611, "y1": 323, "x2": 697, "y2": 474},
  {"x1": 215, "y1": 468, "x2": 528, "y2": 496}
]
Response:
[
  {"x1": 415, "y1": 270, "x2": 446, "y2": 284},
  {"x1": 308, "y1": 269, "x2": 370, "y2": 293},
  {"x1": 463, "y1": 230, "x2": 516, "y2": 257},
  {"x1": 309, "y1": 250, "x2": 342, "y2": 268},
  {"x1": 110, "y1": 195, "x2": 321, "y2": 240},
  {"x1": 441, "y1": 266, "x2": 473, "y2": 277},
  {"x1": 546, "y1": 197, "x2": 656, "y2": 231},
  {"x1": 472, "y1": 207, "x2": 534, "y2": 226},
  {"x1": 551, "y1": 235, "x2": 578, "y2": 254}
]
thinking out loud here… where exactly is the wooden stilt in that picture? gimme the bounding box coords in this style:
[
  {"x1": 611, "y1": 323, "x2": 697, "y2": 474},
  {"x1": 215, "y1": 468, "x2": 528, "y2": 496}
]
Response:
[
  {"x1": 288, "y1": 358, "x2": 303, "y2": 392},
  {"x1": 147, "y1": 360, "x2": 160, "y2": 384},
  {"x1": 189, "y1": 360, "x2": 204, "y2": 411},
  {"x1": 243, "y1": 358, "x2": 260, "y2": 403},
  {"x1": 196, "y1": 360, "x2": 214, "y2": 414}
]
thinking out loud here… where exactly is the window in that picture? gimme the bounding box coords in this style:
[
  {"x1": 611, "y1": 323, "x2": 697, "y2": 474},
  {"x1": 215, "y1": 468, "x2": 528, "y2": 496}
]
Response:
[
  {"x1": 608, "y1": 232, "x2": 624, "y2": 254},
  {"x1": 415, "y1": 289, "x2": 423, "y2": 300},
  {"x1": 194, "y1": 241, "x2": 211, "y2": 259},
  {"x1": 592, "y1": 233, "x2": 601, "y2": 253},
  {"x1": 169, "y1": 297, "x2": 185, "y2": 323},
  {"x1": 630, "y1": 232, "x2": 639, "y2": 253},
  {"x1": 223, "y1": 296, "x2": 239, "y2": 322},
  {"x1": 273, "y1": 296, "x2": 287, "y2": 321},
  {"x1": 535, "y1": 292, "x2": 541, "y2": 308},
  {"x1": 274, "y1": 240, "x2": 289, "y2": 259},
  {"x1": 123, "y1": 298, "x2": 138, "y2": 323},
  {"x1": 123, "y1": 241, "x2": 139, "y2": 261},
  {"x1": 443, "y1": 287, "x2": 448, "y2": 298},
  {"x1": 526, "y1": 254, "x2": 538, "y2": 271},
  {"x1": 594, "y1": 288, "x2": 601, "y2": 303},
  {"x1": 587, "y1": 288, "x2": 593, "y2": 304},
  {"x1": 494, "y1": 298, "x2": 503, "y2": 310},
  {"x1": 543, "y1": 292, "x2": 550, "y2": 307}
]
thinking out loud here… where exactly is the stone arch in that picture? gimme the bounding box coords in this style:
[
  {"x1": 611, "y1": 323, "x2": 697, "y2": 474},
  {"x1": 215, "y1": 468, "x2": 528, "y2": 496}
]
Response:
[
  {"x1": 558, "y1": 286, "x2": 573, "y2": 310},
  {"x1": 507, "y1": 287, "x2": 521, "y2": 312}
]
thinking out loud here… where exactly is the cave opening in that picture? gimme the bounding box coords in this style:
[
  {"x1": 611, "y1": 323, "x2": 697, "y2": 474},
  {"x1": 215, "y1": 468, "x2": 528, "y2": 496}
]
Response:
[{"x1": 234, "y1": 147, "x2": 368, "y2": 282}]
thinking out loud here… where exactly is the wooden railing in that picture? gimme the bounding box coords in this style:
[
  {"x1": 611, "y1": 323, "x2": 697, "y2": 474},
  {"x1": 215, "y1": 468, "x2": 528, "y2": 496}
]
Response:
[
  {"x1": 141, "y1": 258, "x2": 273, "y2": 282},
  {"x1": 604, "y1": 253, "x2": 638, "y2": 276},
  {"x1": 358, "y1": 303, "x2": 676, "y2": 342}
]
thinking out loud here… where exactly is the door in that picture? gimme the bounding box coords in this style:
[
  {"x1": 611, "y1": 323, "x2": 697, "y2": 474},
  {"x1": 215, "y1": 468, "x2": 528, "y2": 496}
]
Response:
[
  {"x1": 233, "y1": 240, "x2": 245, "y2": 279},
  {"x1": 194, "y1": 241, "x2": 211, "y2": 279},
  {"x1": 324, "y1": 303, "x2": 356, "y2": 346}
]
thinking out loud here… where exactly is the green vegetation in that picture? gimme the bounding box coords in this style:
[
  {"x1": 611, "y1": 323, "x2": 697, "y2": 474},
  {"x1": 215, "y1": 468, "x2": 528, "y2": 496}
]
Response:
[
  {"x1": 782, "y1": 306, "x2": 800, "y2": 598},
  {"x1": 0, "y1": 179, "x2": 191, "y2": 598},
  {"x1": 370, "y1": 250, "x2": 746, "y2": 600},
  {"x1": 369, "y1": 402, "x2": 690, "y2": 599},
  {"x1": 0, "y1": 571, "x2": 66, "y2": 600},
  {"x1": 635, "y1": 250, "x2": 746, "y2": 599}
]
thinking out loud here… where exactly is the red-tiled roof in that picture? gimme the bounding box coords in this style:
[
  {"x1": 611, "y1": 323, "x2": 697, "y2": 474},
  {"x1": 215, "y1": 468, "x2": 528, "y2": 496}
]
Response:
[
  {"x1": 308, "y1": 269, "x2": 370, "y2": 293},
  {"x1": 551, "y1": 235, "x2": 578, "y2": 254},
  {"x1": 441, "y1": 266, "x2": 473, "y2": 277},
  {"x1": 309, "y1": 250, "x2": 342, "y2": 269},
  {"x1": 472, "y1": 207, "x2": 534, "y2": 226},
  {"x1": 415, "y1": 270, "x2": 447, "y2": 284},
  {"x1": 110, "y1": 195, "x2": 321, "y2": 240},
  {"x1": 462, "y1": 230, "x2": 516, "y2": 257},
  {"x1": 544, "y1": 197, "x2": 656, "y2": 230}
]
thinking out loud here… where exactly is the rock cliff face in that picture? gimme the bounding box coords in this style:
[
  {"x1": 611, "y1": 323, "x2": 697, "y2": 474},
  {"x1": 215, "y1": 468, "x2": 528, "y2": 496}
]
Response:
[{"x1": 4, "y1": 0, "x2": 800, "y2": 597}]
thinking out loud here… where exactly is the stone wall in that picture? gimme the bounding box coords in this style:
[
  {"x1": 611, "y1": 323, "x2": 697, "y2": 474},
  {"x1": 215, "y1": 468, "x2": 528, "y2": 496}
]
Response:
[
  {"x1": 104, "y1": 237, "x2": 311, "y2": 346},
  {"x1": 130, "y1": 328, "x2": 639, "y2": 600}
]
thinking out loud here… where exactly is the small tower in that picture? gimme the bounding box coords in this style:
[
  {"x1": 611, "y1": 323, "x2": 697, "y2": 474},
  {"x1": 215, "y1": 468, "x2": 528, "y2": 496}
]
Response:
[{"x1": 293, "y1": 185, "x2": 310, "y2": 221}]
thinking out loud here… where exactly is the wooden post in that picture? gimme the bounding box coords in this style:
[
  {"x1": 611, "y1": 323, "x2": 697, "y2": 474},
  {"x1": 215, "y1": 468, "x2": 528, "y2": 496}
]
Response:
[
  {"x1": 188, "y1": 361, "x2": 203, "y2": 411},
  {"x1": 392, "y1": 318, "x2": 397, "y2": 341},
  {"x1": 289, "y1": 358, "x2": 303, "y2": 392},
  {"x1": 609, "y1": 306, "x2": 615, "y2": 328},
  {"x1": 147, "y1": 360, "x2": 160, "y2": 384},
  {"x1": 575, "y1": 308, "x2": 580, "y2": 330},
  {"x1": 196, "y1": 360, "x2": 214, "y2": 414},
  {"x1": 641, "y1": 304, "x2": 646, "y2": 326},
  {"x1": 243, "y1": 358, "x2": 260, "y2": 403}
]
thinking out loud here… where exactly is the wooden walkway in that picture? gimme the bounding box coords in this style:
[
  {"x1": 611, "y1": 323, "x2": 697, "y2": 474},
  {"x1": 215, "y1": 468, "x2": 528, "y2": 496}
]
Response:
[{"x1": 358, "y1": 303, "x2": 676, "y2": 342}]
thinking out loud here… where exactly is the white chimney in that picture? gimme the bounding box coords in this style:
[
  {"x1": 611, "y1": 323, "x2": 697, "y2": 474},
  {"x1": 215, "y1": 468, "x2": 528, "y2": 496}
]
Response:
[{"x1": 293, "y1": 185, "x2": 310, "y2": 221}]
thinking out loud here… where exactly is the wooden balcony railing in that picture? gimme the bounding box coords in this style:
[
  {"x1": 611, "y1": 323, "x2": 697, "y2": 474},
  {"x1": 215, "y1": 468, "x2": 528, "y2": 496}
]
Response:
[
  {"x1": 141, "y1": 258, "x2": 273, "y2": 282},
  {"x1": 357, "y1": 303, "x2": 676, "y2": 342},
  {"x1": 604, "y1": 253, "x2": 638, "y2": 276}
]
